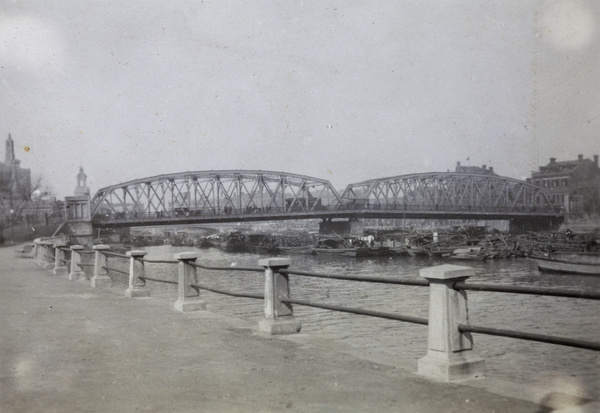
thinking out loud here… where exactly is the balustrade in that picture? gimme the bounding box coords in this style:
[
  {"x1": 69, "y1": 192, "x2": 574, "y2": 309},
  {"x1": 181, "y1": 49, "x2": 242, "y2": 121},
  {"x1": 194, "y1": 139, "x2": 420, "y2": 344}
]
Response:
[{"x1": 20, "y1": 246, "x2": 600, "y2": 383}]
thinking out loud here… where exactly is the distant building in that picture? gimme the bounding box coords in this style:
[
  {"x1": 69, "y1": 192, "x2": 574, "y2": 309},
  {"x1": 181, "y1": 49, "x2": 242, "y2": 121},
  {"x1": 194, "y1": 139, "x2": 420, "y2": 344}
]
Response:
[
  {"x1": 0, "y1": 134, "x2": 32, "y2": 225},
  {"x1": 455, "y1": 161, "x2": 497, "y2": 175},
  {"x1": 530, "y1": 154, "x2": 600, "y2": 216}
]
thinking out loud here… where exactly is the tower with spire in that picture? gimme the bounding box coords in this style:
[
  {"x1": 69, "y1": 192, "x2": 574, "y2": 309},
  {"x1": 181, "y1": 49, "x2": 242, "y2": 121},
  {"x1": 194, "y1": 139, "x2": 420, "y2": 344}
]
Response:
[
  {"x1": 74, "y1": 166, "x2": 91, "y2": 197},
  {"x1": 5, "y1": 133, "x2": 16, "y2": 164}
]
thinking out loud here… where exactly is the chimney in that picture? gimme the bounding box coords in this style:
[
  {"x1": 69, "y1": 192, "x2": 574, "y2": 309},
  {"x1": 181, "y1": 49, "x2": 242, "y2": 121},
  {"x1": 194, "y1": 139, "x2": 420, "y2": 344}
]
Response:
[
  {"x1": 578, "y1": 154, "x2": 583, "y2": 162},
  {"x1": 489, "y1": 166, "x2": 494, "y2": 173},
  {"x1": 550, "y1": 157, "x2": 556, "y2": 164},
  {"x1": 482, "y1": 164, "x2": 487, "y2": 170},
  {"x1": 457, "y1": 161, "x2": 461, "y2": 167},
  {"x1": 594, "y1": 155, "x2": 599, "y2": 167}
]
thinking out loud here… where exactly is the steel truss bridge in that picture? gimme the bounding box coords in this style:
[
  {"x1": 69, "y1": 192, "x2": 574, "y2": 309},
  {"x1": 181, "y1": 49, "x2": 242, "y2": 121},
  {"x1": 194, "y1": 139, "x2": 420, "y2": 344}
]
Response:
[{"x1": 90, "y1": 170, "x2": 562, "y2": 228}]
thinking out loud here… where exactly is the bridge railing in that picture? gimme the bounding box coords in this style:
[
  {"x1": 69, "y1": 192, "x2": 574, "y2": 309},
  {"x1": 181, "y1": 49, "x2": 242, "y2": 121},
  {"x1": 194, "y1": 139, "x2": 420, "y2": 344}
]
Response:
[
  {"x1": 91, "y1": 203, "x2": 560, "y2": 224},
  {"x1": 32, "y1": 245, "x2": 599, "y2": 382}
]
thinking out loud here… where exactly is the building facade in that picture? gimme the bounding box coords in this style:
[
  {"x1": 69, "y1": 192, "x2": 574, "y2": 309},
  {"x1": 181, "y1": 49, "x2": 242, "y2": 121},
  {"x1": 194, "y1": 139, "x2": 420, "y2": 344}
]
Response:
[{"x1": 530, "y1": 154, "x2": 600, "y2": 216}]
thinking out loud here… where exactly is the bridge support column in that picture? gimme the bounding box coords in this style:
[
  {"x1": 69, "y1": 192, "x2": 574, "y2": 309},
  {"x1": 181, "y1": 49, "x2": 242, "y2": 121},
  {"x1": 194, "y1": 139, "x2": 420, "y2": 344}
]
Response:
[
  {"x1": 173, "y1": 252, "x2": 206, "y2": 312},
  {"x1": 258, "y1": 258, "x2": 301, "y2": 335},
  {"x1": 418, "y1": 264, "x2": 485, "y2": 381},
  {"x1": 126, "y1": 250, "x2": 150, "y2": 298},
  {"x1": 52, "y1": 242, "x2": 69, "y2": 275},
  {"x1": 69, "y1": 245, "x2": 86, "y2": 281},
  {"x1": 91, "y1": 245, "x2": 112, "y2": 288}
]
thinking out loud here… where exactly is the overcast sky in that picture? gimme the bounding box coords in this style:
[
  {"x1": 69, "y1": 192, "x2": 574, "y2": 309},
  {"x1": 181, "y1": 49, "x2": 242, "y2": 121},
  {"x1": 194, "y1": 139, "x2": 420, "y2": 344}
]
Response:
[{"x1": 1, "y1": 0, "x2": 599, "y2": 198}]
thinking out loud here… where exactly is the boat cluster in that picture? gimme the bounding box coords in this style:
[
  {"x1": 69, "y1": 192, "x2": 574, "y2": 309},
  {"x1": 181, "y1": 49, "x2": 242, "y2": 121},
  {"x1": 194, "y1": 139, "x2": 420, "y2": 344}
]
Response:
[{"x1": 517, "y1": 229, "x2": 600, "y2": 275}]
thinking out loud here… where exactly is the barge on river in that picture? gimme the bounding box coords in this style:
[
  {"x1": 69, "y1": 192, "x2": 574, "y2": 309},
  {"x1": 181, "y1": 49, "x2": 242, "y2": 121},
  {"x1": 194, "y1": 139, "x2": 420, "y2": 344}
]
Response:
[{"x1": 531, "y1": 252, "x2": 600, "y2": 275}]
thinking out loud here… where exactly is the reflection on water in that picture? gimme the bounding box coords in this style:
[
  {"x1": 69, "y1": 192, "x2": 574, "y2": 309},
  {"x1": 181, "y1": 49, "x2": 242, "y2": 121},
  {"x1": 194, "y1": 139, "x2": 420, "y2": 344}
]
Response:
[{"x1": 105, "y1": 245, "x2": 600, "y2": 399}]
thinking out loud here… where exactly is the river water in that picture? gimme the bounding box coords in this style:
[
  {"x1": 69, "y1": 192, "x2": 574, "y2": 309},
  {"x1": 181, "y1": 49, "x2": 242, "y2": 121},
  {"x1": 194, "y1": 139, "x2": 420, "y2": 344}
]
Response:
[{"x1": 103, "y1": 245, "x2": 600, "y2": 399}]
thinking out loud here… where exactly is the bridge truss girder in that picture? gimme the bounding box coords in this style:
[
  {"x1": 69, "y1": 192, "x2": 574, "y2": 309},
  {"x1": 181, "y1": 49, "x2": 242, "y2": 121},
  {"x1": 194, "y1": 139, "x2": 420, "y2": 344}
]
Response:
[
  {"x1": 341, "y1": 173, "x2": 556, "y2": 213},
  {"x1": 90, "y1": 170, "x2": 344, "y2": 221}
]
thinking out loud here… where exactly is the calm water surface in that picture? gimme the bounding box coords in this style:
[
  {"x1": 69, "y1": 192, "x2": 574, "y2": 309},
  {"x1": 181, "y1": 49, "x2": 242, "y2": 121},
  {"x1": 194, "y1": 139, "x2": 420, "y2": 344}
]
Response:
[{"x1": 104, "y1": 245, "x2": 600, "y2": 399}]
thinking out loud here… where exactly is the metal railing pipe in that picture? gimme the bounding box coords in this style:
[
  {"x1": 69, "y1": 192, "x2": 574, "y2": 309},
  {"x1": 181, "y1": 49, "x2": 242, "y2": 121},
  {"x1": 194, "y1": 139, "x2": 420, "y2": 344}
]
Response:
[
  {"x1": 455, "y1": 282, "x2": 600, "y2": 301},
  {"x1": 281, "y1": 297, "x2": 428, "y2": 325},
  {"x1": 458, "y1": 324, "x2": 600, "y2": 352},
  {"x1": 281, "y1": 268, "x2": 430, "y2": 287}
]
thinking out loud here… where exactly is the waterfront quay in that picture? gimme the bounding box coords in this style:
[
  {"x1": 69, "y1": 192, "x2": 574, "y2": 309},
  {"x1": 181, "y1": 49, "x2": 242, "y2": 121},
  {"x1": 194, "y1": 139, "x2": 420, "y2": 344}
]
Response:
[{"x1": 1, "y1": 245, "x2": 598, "y2": 413}]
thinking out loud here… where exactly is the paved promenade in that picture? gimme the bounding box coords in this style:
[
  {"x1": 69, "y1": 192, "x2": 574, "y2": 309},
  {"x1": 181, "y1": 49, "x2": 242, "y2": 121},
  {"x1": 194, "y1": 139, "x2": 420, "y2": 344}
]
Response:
[{"x1": 0, "y1": 245, "x2": 596, "y2": 413}]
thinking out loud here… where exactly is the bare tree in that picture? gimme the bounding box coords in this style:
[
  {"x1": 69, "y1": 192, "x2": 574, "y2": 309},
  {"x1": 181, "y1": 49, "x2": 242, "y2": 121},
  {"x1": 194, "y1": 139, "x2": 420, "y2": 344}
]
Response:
[{"x1": 1, "y1": 173, "x2": 55, "y2": 236}]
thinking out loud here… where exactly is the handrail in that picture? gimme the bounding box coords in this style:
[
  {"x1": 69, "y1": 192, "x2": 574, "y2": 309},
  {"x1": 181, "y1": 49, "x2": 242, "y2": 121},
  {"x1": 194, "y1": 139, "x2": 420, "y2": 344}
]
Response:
[
  {"x1": 140, "y1": 258, "x2": 178, "y2": 264},
  {"x1": 281, "y1": 268, "x2": 430, "y2": 286},
  {"x1": 103, "y1": 251, "x2": 129, "y2": 259},
  {"x1": 191, "y1": 282, "x2": 264, "y2": 300},
  {"x1": 139, "y1": 275, "x2": 178, "y2": 285},
  {"x1": 458, "y1": 324, "x2": 600, "y2": 351},
  {"x1": 189, "y1": 262, "x2": 263, "y2": 272},
  {"x1": 455, "y1": 282, "x2": 600, "y2": 300},
  {"x1": 281, "y1": 297, "x2": 428, "y2": 325},
  {"x1": 102, "y1": 265, "x2": 128, "y2": 276}
]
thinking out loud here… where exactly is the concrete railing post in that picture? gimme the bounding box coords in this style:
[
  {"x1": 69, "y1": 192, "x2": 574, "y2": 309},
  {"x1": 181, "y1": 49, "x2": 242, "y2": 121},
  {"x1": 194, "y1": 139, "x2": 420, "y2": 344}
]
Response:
[
  {"x1": 418, "y1": 264, "x2": 485, "y2": 381},
  {"x1": 126, "y1": 250, "x2": 150, "y2": 298},
  {"x1": 257, "y1": 258, "x2": 301, "y2": 335},
  {"x1": 33, "y1": 239, "x2": 43, "y2": 266},
  {"x1": 173, "y1": 252, "x2": 206, "y2": 312},
  {"x1": 42, "y1": 241, "x2": 54, "y2": 270},
  {"x1": 91, "y1": 245, "x2": 112, "y2": 288},
  {"x1": 69, "y1": 245, "x2": 86, "y2": 281},
  {"x1": 52, "y1": 242, "x2": 69, "y2": 275},
  {"x1": 41, "y1": 241, "x2": 54, "y2": 269}
]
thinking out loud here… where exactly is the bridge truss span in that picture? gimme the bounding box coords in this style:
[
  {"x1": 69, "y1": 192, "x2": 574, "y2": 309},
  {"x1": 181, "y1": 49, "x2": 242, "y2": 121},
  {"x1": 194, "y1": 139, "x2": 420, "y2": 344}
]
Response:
[
  {"x1": 341, "y1": 172, "x2": 558, "y2": 216},
  {"x1": 91, "y1": 170, "x2": 344, "y2": 227}
]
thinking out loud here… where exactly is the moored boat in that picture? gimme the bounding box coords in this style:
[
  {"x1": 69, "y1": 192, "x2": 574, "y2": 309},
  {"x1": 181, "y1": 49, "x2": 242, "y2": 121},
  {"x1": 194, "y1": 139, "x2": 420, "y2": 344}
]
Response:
[
  {"x1": 445, "y1": 246, "x2": 491, "y2": 261},
  {"x1": 531, "y1": 252, "x2": 600, "y2": 275}
]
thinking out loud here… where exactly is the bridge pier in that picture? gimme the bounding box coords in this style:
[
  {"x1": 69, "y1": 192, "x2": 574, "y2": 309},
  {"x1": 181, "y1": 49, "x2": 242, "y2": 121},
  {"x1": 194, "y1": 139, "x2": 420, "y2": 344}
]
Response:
[
  {"x1": 509, "y1": 216, "x2": 563, "y2": 233},
  {"x1": 319, "y1": 218, "x2": 364, "y2": 236}
]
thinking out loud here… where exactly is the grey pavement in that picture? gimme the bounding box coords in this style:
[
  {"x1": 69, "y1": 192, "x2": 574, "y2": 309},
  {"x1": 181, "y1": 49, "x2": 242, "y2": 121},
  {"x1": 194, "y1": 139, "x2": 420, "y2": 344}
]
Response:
[{"x1": 0, "y1": 245, "x2": 596, "y2": 413}]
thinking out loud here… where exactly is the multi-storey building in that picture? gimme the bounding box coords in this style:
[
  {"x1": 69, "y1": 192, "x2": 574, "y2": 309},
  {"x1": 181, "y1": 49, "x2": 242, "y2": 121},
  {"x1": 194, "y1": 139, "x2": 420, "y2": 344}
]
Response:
[{"x1": 530, "y1": 154, "x2": 600, "y2": 216}]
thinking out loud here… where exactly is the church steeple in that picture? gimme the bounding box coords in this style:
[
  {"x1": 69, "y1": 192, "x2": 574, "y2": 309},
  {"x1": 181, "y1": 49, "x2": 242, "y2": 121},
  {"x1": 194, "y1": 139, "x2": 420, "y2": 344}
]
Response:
[{"x1": 5, "y1": 134, "x2": 15, "y2": 164}]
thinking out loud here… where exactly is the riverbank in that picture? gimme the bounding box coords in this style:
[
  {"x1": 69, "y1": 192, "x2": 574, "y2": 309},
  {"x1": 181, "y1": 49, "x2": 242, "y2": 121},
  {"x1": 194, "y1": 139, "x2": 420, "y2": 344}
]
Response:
[{"x1": 3, "y1": 244, "x2": 600, "y2": 412}]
